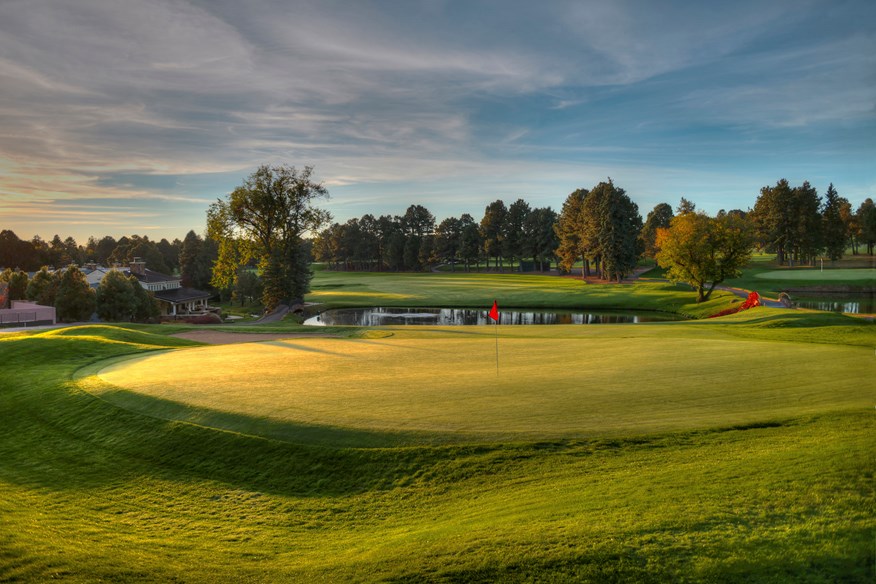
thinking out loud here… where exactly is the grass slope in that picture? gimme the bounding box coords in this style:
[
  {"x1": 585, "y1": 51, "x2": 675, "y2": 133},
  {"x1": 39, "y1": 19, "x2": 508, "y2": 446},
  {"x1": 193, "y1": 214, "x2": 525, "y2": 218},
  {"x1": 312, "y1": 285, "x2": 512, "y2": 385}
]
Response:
[{"x1": 1, "y1": 316, "x2": 874, "y2": 582}]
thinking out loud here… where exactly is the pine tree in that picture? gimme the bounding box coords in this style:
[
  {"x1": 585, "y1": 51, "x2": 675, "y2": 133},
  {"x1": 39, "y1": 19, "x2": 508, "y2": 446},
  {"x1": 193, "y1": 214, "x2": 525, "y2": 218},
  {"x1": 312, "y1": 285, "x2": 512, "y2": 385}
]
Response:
[
  {"x1": 554, "y1": 189, "x2": 588, "y2": 276},
  {"x1": 96, "y1": 270, "x2": 137, "y2": 322},
  {"x1": 129, "y1": 275, "x2": 160, "y2": 322},
  {"x1": 821, "y1": 184, "x2": 848, "y2": 261},
  {"x1": 25, "y1": 267, "x2": 59, "y2": 306},
  {"x1": 55, "y1": 266, "x2": 96, "y2": 323}
]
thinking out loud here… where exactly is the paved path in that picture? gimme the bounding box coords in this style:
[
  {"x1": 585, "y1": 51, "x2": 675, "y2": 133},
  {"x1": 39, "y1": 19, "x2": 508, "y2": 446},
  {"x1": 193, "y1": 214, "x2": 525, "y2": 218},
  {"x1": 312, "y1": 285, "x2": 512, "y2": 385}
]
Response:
[{"x1": 714, "y1": 285, "x2": 788, "y2": 308}]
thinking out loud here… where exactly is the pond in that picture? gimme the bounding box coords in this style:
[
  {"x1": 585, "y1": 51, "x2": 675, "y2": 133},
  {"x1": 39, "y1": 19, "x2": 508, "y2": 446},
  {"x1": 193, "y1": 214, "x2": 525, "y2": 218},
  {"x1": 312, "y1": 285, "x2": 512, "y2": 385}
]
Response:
[
  {"x1": 791, "y1": 294, "x2": 875, "y2": 314},
  {"x1": 303, "y1": 307, "x2": 685, "y2": 326}
]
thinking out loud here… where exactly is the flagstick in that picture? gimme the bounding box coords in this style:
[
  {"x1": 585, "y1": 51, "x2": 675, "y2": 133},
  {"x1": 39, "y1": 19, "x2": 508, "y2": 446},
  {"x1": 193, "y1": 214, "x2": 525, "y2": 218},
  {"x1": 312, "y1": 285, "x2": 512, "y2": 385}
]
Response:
[{"x1": 495, "y1": 317, "x2": 499, "y2": 376}]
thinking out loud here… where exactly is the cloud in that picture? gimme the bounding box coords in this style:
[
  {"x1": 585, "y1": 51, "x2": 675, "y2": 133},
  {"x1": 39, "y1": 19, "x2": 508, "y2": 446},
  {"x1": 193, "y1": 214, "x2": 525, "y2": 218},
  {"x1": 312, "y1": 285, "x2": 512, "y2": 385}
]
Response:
[{"x1": 0, "y1": 0, "x2": 873, "y2": 242}]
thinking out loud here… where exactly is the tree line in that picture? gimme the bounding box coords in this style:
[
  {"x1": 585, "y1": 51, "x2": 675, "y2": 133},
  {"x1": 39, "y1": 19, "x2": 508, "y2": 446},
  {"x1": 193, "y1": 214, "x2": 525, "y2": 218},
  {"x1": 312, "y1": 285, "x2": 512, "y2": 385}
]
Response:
[
  {"x1": 312, "y1": 199, "x2": 559, "y2": 273},
  {"x1": 752, "y1": 180, "x2": 876, "y2": 264},
  {"x1": 0, "y1": 265, "x2": 159, "y2": 323},
  {"x1": 0, "y1": 229, "x2": 219, "y2": 290},
  {"x1": 3, "y1": 165, "x2": 875, "y2": 311}
]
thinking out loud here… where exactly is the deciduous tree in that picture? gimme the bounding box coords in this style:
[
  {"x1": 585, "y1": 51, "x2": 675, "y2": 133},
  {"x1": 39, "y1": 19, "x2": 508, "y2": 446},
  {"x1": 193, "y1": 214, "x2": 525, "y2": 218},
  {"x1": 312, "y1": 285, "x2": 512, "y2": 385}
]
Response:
[
  {"x1": 208, "y1": 164, "x2": 331, "y2": 310},
  {"x1": 656, "y1": 210, "x2": 755, "y2": 302}
]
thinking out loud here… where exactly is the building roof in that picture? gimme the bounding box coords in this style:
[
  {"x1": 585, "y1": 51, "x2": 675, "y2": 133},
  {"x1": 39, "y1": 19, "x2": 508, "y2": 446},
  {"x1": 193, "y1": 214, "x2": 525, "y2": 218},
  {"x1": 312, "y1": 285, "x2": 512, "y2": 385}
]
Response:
[
  {"x1": 153, "y1": 287, "x2": 212, "y2": 304},
  {"x1": 128, "y1": 268, "x2": 180, "y2": 285}
]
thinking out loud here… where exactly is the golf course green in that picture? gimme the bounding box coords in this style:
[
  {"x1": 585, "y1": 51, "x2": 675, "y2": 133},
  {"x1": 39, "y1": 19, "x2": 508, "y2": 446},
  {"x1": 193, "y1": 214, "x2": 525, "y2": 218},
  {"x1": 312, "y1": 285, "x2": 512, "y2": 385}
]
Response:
[
  {"x1": 1, "y1": 271, "x2": 874, "y2": 582},
  {"x1": 93, "y1": 325, "x2": 872, "y2": 445},
  {"x1": 755, "y1": 268, "x2": 876, "y2": 281}
]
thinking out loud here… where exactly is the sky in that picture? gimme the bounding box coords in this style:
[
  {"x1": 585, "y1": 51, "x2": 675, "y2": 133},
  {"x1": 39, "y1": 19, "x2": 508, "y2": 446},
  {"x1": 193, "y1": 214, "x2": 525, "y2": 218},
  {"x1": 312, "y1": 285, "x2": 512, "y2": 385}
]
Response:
[{"x1": 0, "y1": 0, "x2": 874, "y2": 243}]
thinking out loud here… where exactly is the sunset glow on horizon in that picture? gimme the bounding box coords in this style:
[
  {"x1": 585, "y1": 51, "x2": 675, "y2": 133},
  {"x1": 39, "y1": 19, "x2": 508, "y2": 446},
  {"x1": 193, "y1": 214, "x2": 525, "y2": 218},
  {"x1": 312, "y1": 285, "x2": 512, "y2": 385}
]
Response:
[{"x1": 1, "y1": 0, "x2": 874, "y2": 243}]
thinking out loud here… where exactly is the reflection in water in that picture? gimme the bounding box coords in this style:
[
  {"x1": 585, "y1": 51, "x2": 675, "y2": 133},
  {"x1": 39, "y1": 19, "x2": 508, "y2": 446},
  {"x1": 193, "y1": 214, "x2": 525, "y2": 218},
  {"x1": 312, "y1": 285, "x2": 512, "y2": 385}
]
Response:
[
  {"x1": 304, "y1": 307, "x2": 683, "y2": 326},
  {"x1": 792, "y1": 295, "x2": 875, "y2": 314}
]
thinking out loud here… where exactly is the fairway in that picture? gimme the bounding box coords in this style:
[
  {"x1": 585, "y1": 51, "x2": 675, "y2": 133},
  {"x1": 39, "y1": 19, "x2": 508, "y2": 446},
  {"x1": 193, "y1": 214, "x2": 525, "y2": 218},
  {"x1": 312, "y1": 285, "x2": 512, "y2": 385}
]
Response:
[
  {"x1": 94, "y1": 325, "x2": 874, "y2": 443},
  {"x1": 3, "y1": 312, "x2": 875, "y2": 581},
  {"x1": 755, "y1": 268, "x2": 876, "y2": 281}
]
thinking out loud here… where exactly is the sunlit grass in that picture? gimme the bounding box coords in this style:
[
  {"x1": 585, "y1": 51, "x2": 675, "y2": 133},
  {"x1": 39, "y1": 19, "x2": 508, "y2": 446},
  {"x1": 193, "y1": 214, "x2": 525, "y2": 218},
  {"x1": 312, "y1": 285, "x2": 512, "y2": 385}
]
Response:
[
  {"x1": 93, "y1": 321, "x2": 874, "y2": 444},
  {"x1": 755, "y1": 268, "x2": 876, "y2": 281},
  {"x1": 306, "y1": 271, "x2": 738, "y2": 319},
  {"x1": 1, "y1": 306, "x2": 874, "y2": 581}
]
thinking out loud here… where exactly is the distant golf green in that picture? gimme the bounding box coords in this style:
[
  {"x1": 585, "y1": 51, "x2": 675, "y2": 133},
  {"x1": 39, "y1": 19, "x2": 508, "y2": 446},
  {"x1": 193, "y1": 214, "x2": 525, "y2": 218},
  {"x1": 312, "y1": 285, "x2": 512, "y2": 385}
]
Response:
[{"x1": 755, "y1": 268, "x2": 876, "y2": 281}]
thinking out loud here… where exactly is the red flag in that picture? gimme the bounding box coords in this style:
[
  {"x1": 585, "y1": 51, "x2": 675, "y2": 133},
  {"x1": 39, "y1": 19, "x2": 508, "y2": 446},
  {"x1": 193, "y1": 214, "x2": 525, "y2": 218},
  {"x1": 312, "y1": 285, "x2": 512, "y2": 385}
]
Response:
[{"x1": 488, "y1": 300, "x2": 499, "y2": 322}]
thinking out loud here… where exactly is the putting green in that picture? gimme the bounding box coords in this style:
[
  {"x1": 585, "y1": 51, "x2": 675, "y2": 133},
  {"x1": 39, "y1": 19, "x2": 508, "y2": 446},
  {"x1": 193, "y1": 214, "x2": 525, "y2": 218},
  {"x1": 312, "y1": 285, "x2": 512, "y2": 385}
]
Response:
[
  {"x1": 93, "y1": 328, "x2": 874, "y2": 442},
  {"x1": 755, "y1": 268, "x2": 876, "y2": 281}
]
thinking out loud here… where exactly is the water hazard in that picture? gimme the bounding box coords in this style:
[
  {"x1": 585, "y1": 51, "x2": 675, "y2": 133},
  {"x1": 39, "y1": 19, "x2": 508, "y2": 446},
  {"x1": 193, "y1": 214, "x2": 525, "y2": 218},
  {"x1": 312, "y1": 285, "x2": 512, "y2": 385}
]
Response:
[
  {"x1": 791, "y1": 294, "x2": 875, "y2": 314},
  {"x1": 304, "y1": 307, "x2": 684, "y2": 326}
]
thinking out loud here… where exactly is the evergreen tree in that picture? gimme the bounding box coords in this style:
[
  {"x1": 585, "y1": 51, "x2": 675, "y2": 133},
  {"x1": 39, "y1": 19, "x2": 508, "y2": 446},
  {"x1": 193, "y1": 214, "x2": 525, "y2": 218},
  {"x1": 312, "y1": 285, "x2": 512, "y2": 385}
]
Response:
[
  {"x1": 504, "y1": 199, "x2": 531, "y2": 270},
  {"x1": 1, "y1": 268, "x2": 29, "y2": 301},
  {"x1": 418, "y1": 235, "x2": 436, "y2": 268},
  {"x1": 640, "y1": 203, "x2": 674, "y2": 258},
  {"x1": 435, "y1": 216, "x2": 463, "y2": 270},
  {"x1": 752, "y1": 179, "x2": 795, "y2": 265},
  {"x1": 96, "y1": 270, "x2": 137, "y2": 322},
  {"x1": 821, "y1": 184, "x2": 848, "y2": 261},
  {"x1": 92, "y1": 236, "x2": 118, "y2": 265},
  {"x1": 25, "y1": 267, "x2": 59, "y2": 306},
  {"x1": 858, "y1": 198, "x2": 876, "y2": 255},
  {"x1": 128, "y1": 275, "x2": 160, "y2": 322},
  {"x1": 55, "y1": 266, "x2": 96, "y2": 323},
  {"x1": 157, "y1": 238, "x2": 180, "y2": 273},
  {"x1": 400, "y1": 205, "x2": 435, "y2": 238},
  {"x1": 458, "y1": 214, "x2": 482, "y2": 272},
  {"x1": 592, "y1": 181, "x2": 642, "y2": 282},
  {"x1": 554, "y1": 189, "x2": 588, "y2": 276},
  {"x1": 792, "y1": 181, "x2": 822, "y2": 264},
  {"x1": 386, "y1": 232, "x2": 406, "y2": 271},
  {"x1": 480, "y1": 200, "x2": 508, "y2": 270},
  {"x1": 524, "y1": 207, "x2": 559, "y2": 271},
  {"x1": 179, "y1": 230, "x2": 217, "y2": 288},
  {"x1": 403, "y1": 235, "x2": 421, "y2": 271},
  {"x1": 0, "y1": 230, "x2": 37, "y2": 270}
]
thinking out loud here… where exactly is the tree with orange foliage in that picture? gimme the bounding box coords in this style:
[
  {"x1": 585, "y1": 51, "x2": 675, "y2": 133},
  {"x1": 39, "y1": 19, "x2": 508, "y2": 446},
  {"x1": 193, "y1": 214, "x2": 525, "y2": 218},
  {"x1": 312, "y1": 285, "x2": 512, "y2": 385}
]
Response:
[{"x1": 656, "y1": 210, "x2": 754, "y2": 303}]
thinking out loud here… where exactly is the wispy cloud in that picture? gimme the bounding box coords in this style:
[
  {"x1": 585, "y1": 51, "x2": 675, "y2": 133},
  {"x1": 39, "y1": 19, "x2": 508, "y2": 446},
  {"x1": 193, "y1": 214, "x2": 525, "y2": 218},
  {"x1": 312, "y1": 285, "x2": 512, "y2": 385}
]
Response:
[{"x1": 0, "y1": 0, "x2": 873, "y2": 241}]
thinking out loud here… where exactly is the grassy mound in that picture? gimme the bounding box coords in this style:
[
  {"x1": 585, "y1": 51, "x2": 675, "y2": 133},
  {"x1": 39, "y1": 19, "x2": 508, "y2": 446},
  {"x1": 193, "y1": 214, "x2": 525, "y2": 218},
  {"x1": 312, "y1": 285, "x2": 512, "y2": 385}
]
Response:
[
  {"x1": 92, "y1": 319, "x2": 873, "y2": 446},
  {"x1": 1, "y1": 319, "x2": 873, "y2": 582}
]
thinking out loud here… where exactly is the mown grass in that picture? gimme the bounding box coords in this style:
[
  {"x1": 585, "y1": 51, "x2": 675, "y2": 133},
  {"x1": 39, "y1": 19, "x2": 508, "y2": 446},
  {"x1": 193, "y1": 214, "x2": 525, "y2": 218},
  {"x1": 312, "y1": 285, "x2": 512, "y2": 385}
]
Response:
[
  {"x1": 722, "y1": 255, "x2": 876, "y2": 295},
  {"x1": 1, "y1": 313, "x2": 874, "y2": 581},
  {"x1": 91, "y1": 316, "x2": 873, "y2": 446},
  {"x1": 305, "y1": 270, "x2": 738, "y2": 319}
]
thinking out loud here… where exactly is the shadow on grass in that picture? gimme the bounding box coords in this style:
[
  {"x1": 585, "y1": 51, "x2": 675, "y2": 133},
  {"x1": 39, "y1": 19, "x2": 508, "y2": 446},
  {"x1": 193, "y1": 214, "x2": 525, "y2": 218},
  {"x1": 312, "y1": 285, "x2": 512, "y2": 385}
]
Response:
[{"x1": 89, "y1": 384, "x2": 458, "y2": 449}]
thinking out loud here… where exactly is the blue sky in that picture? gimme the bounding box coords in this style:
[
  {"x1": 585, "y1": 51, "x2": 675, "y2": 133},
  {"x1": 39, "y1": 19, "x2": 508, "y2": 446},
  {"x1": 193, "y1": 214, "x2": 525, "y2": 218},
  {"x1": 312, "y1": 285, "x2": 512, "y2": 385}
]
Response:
[{"x1": 1, "y1": 0, "x2": 874, "y2": 242}]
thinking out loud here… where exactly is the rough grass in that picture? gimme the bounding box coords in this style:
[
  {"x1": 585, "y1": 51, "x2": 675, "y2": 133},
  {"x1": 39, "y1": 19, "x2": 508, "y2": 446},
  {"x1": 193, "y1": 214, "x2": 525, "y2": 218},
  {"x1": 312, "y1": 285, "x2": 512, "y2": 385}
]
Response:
[{"x1": 1, "y1": 311, "x2": 874, "y2": 581}]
